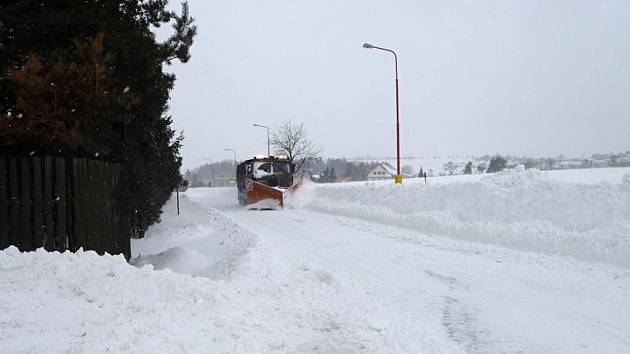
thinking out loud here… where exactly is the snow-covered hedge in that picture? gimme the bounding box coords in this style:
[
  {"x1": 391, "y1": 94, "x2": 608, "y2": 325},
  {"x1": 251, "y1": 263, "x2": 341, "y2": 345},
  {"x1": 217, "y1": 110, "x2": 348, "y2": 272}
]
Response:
[{"x1": 301, "y1": 169, "x2": 630, "y2": 266}]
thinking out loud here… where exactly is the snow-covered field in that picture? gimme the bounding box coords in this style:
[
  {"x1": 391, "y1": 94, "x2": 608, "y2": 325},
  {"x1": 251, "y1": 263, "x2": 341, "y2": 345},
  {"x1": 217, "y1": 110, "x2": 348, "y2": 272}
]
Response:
[{"x1": 2, "y1": 167, "x2": 630, "y2": 353}]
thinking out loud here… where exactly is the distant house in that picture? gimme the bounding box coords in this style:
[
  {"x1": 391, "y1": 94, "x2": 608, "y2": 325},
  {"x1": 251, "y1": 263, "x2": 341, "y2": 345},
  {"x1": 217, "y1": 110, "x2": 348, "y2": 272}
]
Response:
[{"x1": 367, "y1": 162, "x2": 411, "y2": 181}]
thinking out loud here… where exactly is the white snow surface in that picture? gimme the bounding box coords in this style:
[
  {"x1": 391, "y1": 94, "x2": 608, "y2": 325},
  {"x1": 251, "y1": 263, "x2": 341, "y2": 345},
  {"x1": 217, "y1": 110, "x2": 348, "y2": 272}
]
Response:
[
  {"x1": 2, "y1": 167, "x2": 630, "y2": 353},
  {"x1": 300, "y1": 168, "x2": 630, "y2": 267},
  {"x1": 130, "y1": 196, "x2": 254, "y2": 277},
  {"x1": 0, "y1": 246, "x2": 220, "y2": 353}
]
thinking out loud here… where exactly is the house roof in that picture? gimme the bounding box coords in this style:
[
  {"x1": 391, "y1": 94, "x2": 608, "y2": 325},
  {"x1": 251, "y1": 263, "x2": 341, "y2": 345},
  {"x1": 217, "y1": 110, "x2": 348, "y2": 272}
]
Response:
[
  {"x1": 381, "y1": 162, "x2": 398, "y2": 176},
  {"x1": 370, "y1": 162, "x2": 412, "y2": 177}
]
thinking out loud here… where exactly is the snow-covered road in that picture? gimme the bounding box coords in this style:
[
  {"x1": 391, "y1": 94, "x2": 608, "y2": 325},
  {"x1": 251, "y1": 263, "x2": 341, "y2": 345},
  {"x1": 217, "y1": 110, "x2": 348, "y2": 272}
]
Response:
[
  {"x1": 160, "y1": 185, "x2": 630, "y2": 353},
  {"x1": 4, "y1": 169, "x2": 629, "y2": 353}
]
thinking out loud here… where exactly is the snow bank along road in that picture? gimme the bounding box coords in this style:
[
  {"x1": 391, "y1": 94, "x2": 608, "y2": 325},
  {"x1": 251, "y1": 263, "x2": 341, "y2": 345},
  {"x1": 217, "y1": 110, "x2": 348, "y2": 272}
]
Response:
[{"x1": 2, "y1": 168, "x2": 630, "y2": 353}]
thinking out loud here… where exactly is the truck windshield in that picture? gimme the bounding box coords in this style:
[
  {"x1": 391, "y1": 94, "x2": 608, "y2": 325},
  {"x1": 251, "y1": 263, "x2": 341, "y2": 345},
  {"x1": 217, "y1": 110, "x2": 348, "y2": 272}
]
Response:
[
  {"x1": 257, "y1": 163, "x2": 271, "y2": 173},
  {"x1": 272, "y1": 163, "x2": 290, "y2": 173}
]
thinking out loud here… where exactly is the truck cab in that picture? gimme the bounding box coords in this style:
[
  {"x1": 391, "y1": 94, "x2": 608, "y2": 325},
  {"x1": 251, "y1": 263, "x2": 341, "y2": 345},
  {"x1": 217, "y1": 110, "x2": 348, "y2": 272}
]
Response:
[{"x1": 236, "y1": 156, "x2": 295, "y2": 206}]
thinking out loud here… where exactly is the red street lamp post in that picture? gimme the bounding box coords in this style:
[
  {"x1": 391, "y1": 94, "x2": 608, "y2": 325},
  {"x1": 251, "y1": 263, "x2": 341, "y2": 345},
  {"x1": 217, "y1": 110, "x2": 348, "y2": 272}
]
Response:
[{"x1": 363, "y1": 42, "x2": 403, "y2": 184}]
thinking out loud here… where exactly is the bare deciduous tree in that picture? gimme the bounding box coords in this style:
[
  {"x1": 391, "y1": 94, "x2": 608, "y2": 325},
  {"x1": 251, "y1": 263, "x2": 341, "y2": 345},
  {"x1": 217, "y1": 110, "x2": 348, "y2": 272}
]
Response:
[
  {"x1": 401, "y1": 165, "x2": 414, "y2": 176},
  {"x1": 271, "y1": 121, "x2": 321, "y2": 173},
  {"x1": 443, "y1": 161, "x2": 456, "y2": 176}
]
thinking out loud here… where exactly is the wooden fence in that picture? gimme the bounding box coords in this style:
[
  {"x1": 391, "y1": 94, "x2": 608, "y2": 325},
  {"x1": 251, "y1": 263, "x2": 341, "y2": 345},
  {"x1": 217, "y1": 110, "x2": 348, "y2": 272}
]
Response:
[{"x1": 0, "y1": 156, "x2": 131, "y2": 259}]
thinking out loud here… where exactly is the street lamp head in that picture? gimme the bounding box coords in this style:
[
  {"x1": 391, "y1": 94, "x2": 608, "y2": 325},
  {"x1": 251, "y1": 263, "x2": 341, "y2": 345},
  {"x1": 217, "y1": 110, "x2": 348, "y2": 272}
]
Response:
[{"x1": 363, "y1": 43, "x2": 374, "y2": 49}]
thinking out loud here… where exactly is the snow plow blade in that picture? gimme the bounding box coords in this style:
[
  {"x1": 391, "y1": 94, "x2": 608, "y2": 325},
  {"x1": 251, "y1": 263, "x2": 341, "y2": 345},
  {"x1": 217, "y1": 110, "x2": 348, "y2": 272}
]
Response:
[
  {"x1": 245, "y1": 179, "x2": 285, "y2": 208},
  {"x1": 243, "y1": 178, "x2": 303, "y2": 209}
]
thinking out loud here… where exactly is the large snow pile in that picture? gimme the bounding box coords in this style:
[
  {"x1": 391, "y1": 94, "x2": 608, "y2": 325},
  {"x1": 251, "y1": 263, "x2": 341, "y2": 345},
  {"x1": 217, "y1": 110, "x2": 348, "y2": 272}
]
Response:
[
  {"x1": 0, "y1": 246, "x2": 221, "y2": 353},
  {"x1": 0, "y1": 196, "x2": 261, "y2": 353},
  {"x1": 131, "y1": 194, "x2": 254, "y2": 278},
  {"x1": 299, "y1": 169, "x2": 630, "y2": 266}
]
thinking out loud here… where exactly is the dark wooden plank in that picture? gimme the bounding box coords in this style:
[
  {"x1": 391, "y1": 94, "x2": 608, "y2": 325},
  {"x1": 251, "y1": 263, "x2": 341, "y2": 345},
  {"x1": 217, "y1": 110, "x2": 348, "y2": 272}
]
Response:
[
  {"x1": 65, "y1": 158, "x2": 75, "y2": 250},
  {"x1": 106, "y1": 162, "x2": 115, "y2": 255},
  {"x1": 118, "y1": 163, "x2": 131, "y2": 260},
  {"x1": 90, "y1": 160, "x2": 100, "y2": 254},
  {"x1": 94, "y1": 161, "x2": 107, "y2": 254},
  {"x1": 43, "y1": 157, "x2": 54, "y2": 250},
  {"x1": 85, "y1": 159, "x2": 95, "y2": 251},
  {"x1": 81, "y1": 158, "x2": 90, "y2": 250},
  {"x1": 110, "y1": 162, "x2": 117, "y2": 255},
  {"x1": 0, "y1": 157, "x2": 8, "y2": 249},
  {"x1": 112, "y1": 163, "x2": 122, "y2": 256},
  {"x1": 72, "y1": 158, "x2": 81, "y2": 251},
  {"x1": 106, "y1": 162, "x2": 114, "y2": 255},
  {"x1": 54, "y1": 158, "x2": 66, "y2": 250},
  {"x1": 73, "y1": 159, "x2": 82, "y2": 250},
  {"x1": 32, "y1": 157, "x2": 44, "y2": 249},
  {"x1": 100, "y1": 162, "x2": 113, "y2": 254},
  {"x1": 8, "y1": 158, "x2": 19, "y2": 248},
  {"x1": 20, "y1": 158, "x2": 33, "y2": 250}
]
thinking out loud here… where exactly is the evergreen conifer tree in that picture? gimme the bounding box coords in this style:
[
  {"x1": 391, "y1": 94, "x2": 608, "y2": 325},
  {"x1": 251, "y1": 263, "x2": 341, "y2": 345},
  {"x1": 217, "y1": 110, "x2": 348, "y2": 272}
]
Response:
[
  {"x1": 463, "y1": 161, "x2": 473, "y2": 174},
  {"x1": 0, "y1": 0, "x2": 197, "y2": 236},
  {"x1": 487, "y1": 155, "x2": 507, "y2": 173}
]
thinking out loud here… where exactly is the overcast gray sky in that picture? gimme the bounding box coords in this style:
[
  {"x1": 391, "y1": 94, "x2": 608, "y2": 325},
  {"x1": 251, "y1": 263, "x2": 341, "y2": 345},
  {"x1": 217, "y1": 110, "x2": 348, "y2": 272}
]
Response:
[{"x1": 163, "y1": 0, "x2": 630, "y2": 169}]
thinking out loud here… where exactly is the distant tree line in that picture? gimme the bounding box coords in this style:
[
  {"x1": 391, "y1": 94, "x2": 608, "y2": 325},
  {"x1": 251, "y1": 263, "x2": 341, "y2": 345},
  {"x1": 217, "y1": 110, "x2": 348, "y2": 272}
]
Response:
[
  {"x1": 186, "y1": 160, "x2": 236, "y2": 187},
  {"x1": 306, "y1": 158, "x2": 381, "y2": 182},
  {"x1": 0, "y1": 1, "x2": 197, "y2": 237}
]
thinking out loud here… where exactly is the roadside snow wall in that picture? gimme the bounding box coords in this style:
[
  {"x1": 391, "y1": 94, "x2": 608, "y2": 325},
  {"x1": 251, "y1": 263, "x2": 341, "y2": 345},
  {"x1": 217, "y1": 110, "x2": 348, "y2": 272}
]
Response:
[
  {"x1": 0, "y1": 246, "x2": 221, "y2": 353},
  {"x1": 303, "y1": 169, "x2": 630, "y2": 267}
]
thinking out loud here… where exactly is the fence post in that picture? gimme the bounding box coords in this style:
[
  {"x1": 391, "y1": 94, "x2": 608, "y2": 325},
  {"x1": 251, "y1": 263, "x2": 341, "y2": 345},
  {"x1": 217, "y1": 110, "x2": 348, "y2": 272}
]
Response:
[
  {"x1": 43, "y1": 157, "x2": 54, "y2": 250},
  {"x1": 8, "y1": 158, "x2": 19, "y2": 248},
  {"x1": 87, "y1": 159, "x2": 98, "y2": 252},
  {"x1": 65, "y1": 157, "x2": 75, "y2": 251},
  {"x1": 71, "y1": 158, "x2": 81, "y2": 251},
  {"x1": 20, "y1": 158, "x2": 33, "y2": 250},
  {"x1": 32, "y1": 157, "x2": 44, "y2": 249},
  {"x1": 54, "y1": 158, "x2": 67, "y2": 250},
  {"x1": 0, "y1": 157, "x2": 7, "y2": 249}
]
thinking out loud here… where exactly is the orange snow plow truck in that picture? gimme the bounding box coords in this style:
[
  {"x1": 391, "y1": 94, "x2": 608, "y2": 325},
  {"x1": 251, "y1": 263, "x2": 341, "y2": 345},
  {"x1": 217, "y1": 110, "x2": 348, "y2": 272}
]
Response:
[{"x1": 236, "y1": 156, "x2": 301, "y2": 208}]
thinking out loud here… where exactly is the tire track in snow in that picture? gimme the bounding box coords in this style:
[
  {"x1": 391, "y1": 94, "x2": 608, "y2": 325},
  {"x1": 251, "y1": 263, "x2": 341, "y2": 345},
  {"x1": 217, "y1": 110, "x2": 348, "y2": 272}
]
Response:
[{"x1": 424, "y1": 270, "x2": 494, "y2": 354}]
